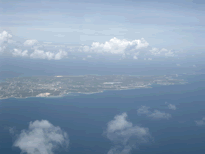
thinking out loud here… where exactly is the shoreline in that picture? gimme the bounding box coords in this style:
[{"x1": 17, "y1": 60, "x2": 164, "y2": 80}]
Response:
[{"x1": 0, "y1": 83, "x2": 184, "y2": 101}]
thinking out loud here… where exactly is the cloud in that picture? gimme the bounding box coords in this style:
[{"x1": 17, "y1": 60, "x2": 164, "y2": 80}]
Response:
[
  {"x1": 54, "y1": 34, "x2": 65, "y2": 38},
  {"x1": 12, "y1": 49, "x2": 28, "y2": 57},
  {"x1": 0, "y1": 31, "x2": 13, "y2": 53},
  {"x1": 54, "y1": 50, "x2": 68, "y2": 60},
  {"x1": 83, "y1": 37, "x2": 149, "y2": 54},
  {"x1": 24, "y1": 40, "x2": 38, "y2": 46},
  {"x1": 149, "y1": 48, "x2": 175, "y2": 57},
  {"x1": 148, "y1": 110, "x2": 171, "y2": 119},
  {"x1": 137, "y1": 106, "x2": 150, "y2": 115},
  {"x1": 30, "y1": 49, "x2": 67, "y2": 60},
  {"x1": 105, "y1": 113, "x2": 152, "y2": 154},
  {"x1": 0, "y1": 46, "x2": 6, "y2": 53},
  {"x1": 195, "y1": 117, "x2": 205, "y2": 126},
  {"x1": 0, "y1": 31, "x2": 181, "y2": 60},
  {"x1": 137, "y1": 106, "x2": 171, "y2": 119},
  {"x1": 133, "y1": 55, "x2": 138, "y2": 60},
  {"x1": 0, "y1": 31, "x2": 12, "y2": 44},
  {"x1": 13, "y1": 120, "x2": 69, "y2": 154},
  {"x1": 9, "y1": 127, "x2": 16, "y2": 135},
  {"x1": 167, "y1": 103, "x2": 176, "y2": 110}
]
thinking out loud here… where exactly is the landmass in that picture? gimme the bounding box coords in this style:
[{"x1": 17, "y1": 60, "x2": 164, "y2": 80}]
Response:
[{"x1": 0, "y1": 74, "x2": 186, "y2": 100}]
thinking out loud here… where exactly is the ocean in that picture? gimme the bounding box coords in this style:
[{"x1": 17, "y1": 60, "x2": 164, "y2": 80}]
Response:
[{"x1": 0, "y1": 74, "x2": 205, "y2": 154}]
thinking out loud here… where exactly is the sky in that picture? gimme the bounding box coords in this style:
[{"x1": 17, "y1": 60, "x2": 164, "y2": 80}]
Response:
[{"x1": 0, "y1": 0, "x2": 205, "y2": 72}]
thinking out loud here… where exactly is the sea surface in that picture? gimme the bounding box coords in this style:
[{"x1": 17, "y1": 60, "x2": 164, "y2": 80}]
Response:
[{"x1": 0, "y1": 74, "x2": 205, "y2": 154}]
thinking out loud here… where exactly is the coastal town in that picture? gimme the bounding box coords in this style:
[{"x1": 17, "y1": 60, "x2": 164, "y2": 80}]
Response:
[{"x1": 0, "y1": 74, "x2": 186, "y2": 100}]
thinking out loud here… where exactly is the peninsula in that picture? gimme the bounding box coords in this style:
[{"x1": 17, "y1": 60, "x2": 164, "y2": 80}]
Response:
[{"x1": 0, "y1": 74, "x2": 186, "y2": 100}]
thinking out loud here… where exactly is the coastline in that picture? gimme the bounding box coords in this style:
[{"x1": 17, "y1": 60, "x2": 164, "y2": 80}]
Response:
[{"x1": 0, "y1": 83, "x2": 181, "y2": 101}]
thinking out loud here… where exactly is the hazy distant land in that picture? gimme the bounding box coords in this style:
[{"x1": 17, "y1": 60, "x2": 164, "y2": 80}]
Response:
[{"x1": 0, "y1": 74, "x2": 186, "y2": 100}]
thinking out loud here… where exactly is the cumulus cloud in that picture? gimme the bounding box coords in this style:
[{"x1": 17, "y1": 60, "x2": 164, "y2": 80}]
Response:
[
  {"x1": 167, "y1": 103, "x2": 177, "y2": 110},
  {"x1": 24, "y1": 40, "x2": 38, "y2": 46},
  {"x1": 30, "y1": 49, "x2": 67, "y2": 60},
  {"x1": 133, "y1": 55, "x2": 138, "y2": 60},
  {"x1": 195, "y1": 117, "x2": 205, "y2": 126},
  {"x1": 0, "y1": 46, "x2": 6, "y2": 53},
  {"x1": 0, "y1": 31, "x2": 12, "y2": 44},
  {"x1": 0, "y1": 31, "x2": 13, "y2": 53},
  {"x1": 13, "y1": 120, "x2": 69, "y2": 154},
  {"x1": 0, "y1": 31, "x2": 181, "y2": 60},
  {"x1": 83, "y1": 37, "x2": 149, "y2": 54},
  {"x1": 54, "y1": 50, "x2": 68, "y2": 60},
  {"x1": 137, "y1": 106, "x2": 171, "y2": 120},
  {"x1": 12, "y1": 49, "x2": 28, "y2": 57},
  {"x1": 105, "y1": 113, "x2": 152, "y2": 154}
]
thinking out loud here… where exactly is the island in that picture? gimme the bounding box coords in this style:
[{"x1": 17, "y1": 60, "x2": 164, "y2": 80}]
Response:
[{"x1": 0, "y1": 74, "x2": 186, "y2": 100}]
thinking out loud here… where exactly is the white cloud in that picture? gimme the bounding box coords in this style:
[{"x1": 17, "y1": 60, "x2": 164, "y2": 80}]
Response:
[
  {"x1": 84, "y1": 37, "x2": 149, "y2": 54},
  {"x1": 148, "y1": 110, "x2": 172, "y2": 119},
  {"x1": 137, "y1": 106, "x2": 150, "y2": 115},
  {"x1": 30, "y1": 49, "x2": 67, "y2": 60},
  {"x1": 13, "y1": 49, "x2": 28, "y2": 57},
  {"x1": 13, "y1": 120, "x2": 69, "y2": 154},
  {"x1": 24, "y1": 40, "x2": 38, "y2": 46},
  {"x1": 105, "y1": 113, "x2": 151, "y2": 154},
  {"x1": 54, "y1": 50, "x2": 68, "y2": 60},
  {"x1": 0, "y1": 31, "x2": 182, "y2": 60},
  {"x1": 195, "y1": 117, "x2": 205, "y2": 126},
  {"x1": 167, "y1": 104, "x2": 176, "y2": 110},
  {"x1": 149, "y1": 48, "x2": 175, "y2": 57},
  {"x1": 0, "y1": 46, "x2": 6, "y2": 53},
  {"x1": 137, "y1": 106, "x2": 171, "y2": 120},
  {"x1": 176, "y1": 64, "x2": 181, "y2": 66},
  {"x1": 0, "y1": 31, "x2": 13, "y2": 53},
  {"x1": 0, "y1": 31, "x2": 12, "y2": 44},
  {"x1": 30, "y1": 49, "x2": 54, "y2": 60},
  {"x1": 133, "y1": 55, "x2": 138, "y2": 60}
]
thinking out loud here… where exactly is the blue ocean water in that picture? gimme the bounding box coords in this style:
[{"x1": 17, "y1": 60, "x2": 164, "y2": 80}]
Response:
[{"x1": 0, "y1": 74, "x2": 205, "y2": 154}]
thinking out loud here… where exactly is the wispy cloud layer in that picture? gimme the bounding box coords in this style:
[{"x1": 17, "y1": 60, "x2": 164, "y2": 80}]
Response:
[
  {"x1": 137, "y1": 106, "x2": 172, "y2": 119},
  {"x1": 148, "y1": 110, "x2": 172, "y2": 119},
  {"x1": 195, "y1": 117, "x2": 205, "y2": 126},
  {"x1": 105, "y1": 113, "x2": 152, "y2": 154},
  {"x1": 13, "y1": 120, "x2": 69, "y2": 154}
]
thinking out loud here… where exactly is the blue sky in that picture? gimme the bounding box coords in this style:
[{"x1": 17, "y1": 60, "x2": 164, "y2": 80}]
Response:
[
  {"x1": 0, "y1": 0, "x2": 204, "y2": 48},
  {"x1": 0, "y1": 0, "x2": 204, "y2": 63}
]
